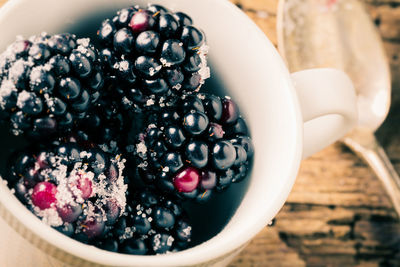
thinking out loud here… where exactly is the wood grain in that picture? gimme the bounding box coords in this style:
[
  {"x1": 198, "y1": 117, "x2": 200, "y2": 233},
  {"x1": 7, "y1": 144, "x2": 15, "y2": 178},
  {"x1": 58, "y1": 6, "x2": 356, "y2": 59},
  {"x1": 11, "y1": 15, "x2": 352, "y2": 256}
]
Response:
[{"x1": 230, "y1": 1, "x2": 400, "y2": 267}]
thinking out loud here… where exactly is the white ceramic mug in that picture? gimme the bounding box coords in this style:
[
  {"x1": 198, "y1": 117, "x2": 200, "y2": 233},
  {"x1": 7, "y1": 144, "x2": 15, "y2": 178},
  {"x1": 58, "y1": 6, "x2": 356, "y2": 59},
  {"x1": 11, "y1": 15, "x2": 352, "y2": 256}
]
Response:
[{"x1": 0, "y1": 0, "x2": 358, "y2": 266}]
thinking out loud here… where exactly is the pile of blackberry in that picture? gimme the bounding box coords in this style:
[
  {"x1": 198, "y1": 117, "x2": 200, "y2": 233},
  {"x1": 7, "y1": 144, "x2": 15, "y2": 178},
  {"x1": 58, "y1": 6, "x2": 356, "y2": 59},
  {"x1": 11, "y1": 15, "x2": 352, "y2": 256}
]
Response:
[
  {"x1": 7, "y1": 142, "x2": 128, "y2": 242},
  {"x1": 98, "y1": 190, "x2": 192, "y2": 255},
  {"x1": 97, "y1": 4, "x2": 209, "y2": 112},
  {"x1": 0, "y1": 3, "x2": 253, "y2": 256},
  {"x1": 0, "y1": 33, "x2": 106, "y2": 139},
  {"x1": 133, "y1": 94, "x2": 253, "y2": 202}
]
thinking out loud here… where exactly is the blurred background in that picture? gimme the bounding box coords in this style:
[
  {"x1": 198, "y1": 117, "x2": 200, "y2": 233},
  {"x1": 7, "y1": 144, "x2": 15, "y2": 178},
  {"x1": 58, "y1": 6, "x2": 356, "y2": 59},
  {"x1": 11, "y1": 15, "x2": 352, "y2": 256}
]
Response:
[{"x1": 230, "y1": 0, "x2": 400, "y2": 266}]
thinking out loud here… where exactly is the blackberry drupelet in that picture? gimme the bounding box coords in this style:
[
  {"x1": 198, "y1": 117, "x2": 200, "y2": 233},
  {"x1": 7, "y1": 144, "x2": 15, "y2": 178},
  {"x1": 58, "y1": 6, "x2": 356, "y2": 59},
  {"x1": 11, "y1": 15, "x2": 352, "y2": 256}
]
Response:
[
  {"x1": 77, "y1": 78, "x2": 126, "y2": 144},
  {"x1": 97, "y1": 4, "x2": 210, "y2": 112},
  {"x1": 0, "y1": 33, "x2": 105, "y2": 139},
  {"x1": 97, "y1": 189, "x2": 192, "y2": 255},
  {"x1": 132, "y1": 93, "x2": 254, "y2": 201},
  {"x1": 6, "y1": 141, "x2": 128, "y2": 243}
]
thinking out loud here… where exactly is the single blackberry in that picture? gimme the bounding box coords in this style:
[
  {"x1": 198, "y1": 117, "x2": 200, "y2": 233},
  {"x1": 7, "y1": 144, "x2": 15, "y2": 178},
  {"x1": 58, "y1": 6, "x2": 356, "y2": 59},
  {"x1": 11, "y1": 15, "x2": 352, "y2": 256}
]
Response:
[
  {"x1": 96, "y1": 189, "x2": 192, "y2": 255},
  {"x1": 132, "y1": 93, "x2": 254, "y2": 201},
  {"x1": 6, "y1": 142, "x2": 128, "y2": 243},
  {"x1": 0, "y1": 33, "x2": 106, "y2": 139},
  {"x1": 97, "y1": 4, "x2": 210, "y2": 112}
]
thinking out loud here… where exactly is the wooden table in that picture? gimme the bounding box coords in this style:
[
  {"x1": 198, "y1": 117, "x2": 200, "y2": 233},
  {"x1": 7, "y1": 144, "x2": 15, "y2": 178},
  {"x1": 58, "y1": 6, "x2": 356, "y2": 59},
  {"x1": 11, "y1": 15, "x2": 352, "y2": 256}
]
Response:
[
  {"x1": 230, "y1": 0, "x2": 400, "y2": 266},
  {"x1": 0, "y1": 0, "x2": 400, "y2": 266}
]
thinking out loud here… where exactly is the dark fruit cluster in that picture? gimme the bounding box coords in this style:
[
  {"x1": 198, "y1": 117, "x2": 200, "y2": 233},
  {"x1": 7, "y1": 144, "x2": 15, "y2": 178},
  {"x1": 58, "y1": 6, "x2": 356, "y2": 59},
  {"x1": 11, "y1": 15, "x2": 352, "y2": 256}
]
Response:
[
  {"x1": 0, "y1": 3, "x2": 253, "y2": 257},
  {"x1": 97, "y1": 4, "x2": 209, "y2": 112},
  {"x1": 0, "y1": 33, "x2": 106, "y2": 139},
  {"x1": 97, "y1": 189, "x2": 191, "y2": 255},
  {"x1": 133, "y1": 93, "x2": 254, "y2": 201},
  {"x1": 77, "y1": 81, "x2": 126, "y2": 144},
  {"x1": 7, "y1": 142, "x2": 128, "y2": 242}
]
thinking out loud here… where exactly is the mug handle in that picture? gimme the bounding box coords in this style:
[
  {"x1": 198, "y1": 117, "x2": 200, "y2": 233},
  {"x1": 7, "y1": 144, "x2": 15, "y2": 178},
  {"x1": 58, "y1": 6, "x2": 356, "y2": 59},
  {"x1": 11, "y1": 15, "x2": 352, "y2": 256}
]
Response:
[{"x1": 291, "y1": 68, "x2": 358, "y2": 159}]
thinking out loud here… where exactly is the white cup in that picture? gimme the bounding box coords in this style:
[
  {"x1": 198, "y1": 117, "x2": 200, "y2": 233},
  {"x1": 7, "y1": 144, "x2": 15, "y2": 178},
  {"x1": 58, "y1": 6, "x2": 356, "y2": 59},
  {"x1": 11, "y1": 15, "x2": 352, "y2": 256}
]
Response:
[{"x1": 0, "y1": 0, "x2": 358, "y2": 266}]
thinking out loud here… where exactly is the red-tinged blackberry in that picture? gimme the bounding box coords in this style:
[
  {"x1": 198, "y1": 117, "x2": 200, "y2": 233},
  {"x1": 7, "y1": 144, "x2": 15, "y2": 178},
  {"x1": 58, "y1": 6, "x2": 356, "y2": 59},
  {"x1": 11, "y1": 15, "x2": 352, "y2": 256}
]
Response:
[
  {"x1": 131, "y1": 93, "x2": 254, "y2": 201},
  {"x1": 97, "y1": 4, "x2": 210, "y2": 112},
  {"x1": 0, "y1": 33, "x2": 106, "y2": 139},
  {"x1": 96, "y1": 189, "x2": 192, "y2": 255},
  {"x1": 5, "y1": 142, "x2": 128, "y2": 243}
]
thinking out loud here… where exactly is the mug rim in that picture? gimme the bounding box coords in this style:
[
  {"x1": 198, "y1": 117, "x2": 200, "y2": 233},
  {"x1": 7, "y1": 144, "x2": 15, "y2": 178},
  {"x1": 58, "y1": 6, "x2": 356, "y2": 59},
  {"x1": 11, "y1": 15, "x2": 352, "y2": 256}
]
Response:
[{"x1": 0, "y1": 0, "x2": 303, "y2": 265}]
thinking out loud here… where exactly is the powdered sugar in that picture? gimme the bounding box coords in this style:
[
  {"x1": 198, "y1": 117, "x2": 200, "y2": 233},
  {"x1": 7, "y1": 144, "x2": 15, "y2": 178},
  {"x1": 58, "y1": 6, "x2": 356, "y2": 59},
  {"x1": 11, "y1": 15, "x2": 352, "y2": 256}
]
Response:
[
  {"x1": 122, "y1": 96, "x2": 133, "y2": 106},
  {"x1": 197, "y1": 44, "x2": 210, "y2": 81},
  {"x1": 146, "y1": 98, "x2": 155, "y2": 106},
  {"x1": 0, "y1": 80, "x2": 17, "y2": 109},
  {"x1": 79, "y1": 151, "x2": 92, "y2": 158},
  {"x1": 166, "y1": 235, "x2": 174, "y2": 246},
  {"x1": 172, "y1": 83, "x2": 182, "y2": 91},
  {"x1": 153, "y1": 234, "x2": 162, "y2": 250},
  {"x1": 16, "y1": 90, "x2": 32, "y2": 109},
  {"x1": 160, "y1": 58, "x2": 172, "y2": 67},
  {"x1": 196, "y1": 93, "x2": 206, "y2": 100},
  {"x1": 182, "y1": 225, "x2": 192, "y2": 236},
  {"x1": 75, "y1": 38, "x2": 95, "y2": 60},
  {"x1": 120, "y1": 226, "x2": 135, "y2": 240},
  {"x1": 9, "y1": 59, "x2": 28, "y2": 79},
  {"x1": 76, "y1": 38, "x2": 90, "y2": 48},
  {"x1": 35, "y1": 207, "x2": 63, "y2": 227},
  {"x1": 115, "y1": 60, "x2": 129, "y2": 72},
  {"x1": 152, "y1": 233, "x2": 175, "y2": 253},
  {"x1": 136, "y1": 141, "x2": 148, "y2": 155},
  {"x1": 24, "y1": 147, "x2": 128, "y2": 227}
]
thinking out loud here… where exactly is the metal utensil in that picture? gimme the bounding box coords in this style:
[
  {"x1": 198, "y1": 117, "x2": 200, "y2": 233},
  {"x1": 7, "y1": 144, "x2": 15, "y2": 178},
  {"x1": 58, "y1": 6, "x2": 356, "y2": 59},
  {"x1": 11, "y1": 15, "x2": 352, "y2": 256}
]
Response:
[{"x1": 277, "y1": 0, "x2": 400, "y2": 216}]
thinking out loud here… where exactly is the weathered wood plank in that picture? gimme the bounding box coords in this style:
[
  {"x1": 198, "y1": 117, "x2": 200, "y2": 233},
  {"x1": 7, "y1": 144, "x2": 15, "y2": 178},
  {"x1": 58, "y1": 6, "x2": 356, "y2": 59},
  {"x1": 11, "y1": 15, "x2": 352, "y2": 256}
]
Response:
[
  {"x1": 230, "y1": 0, "x2": 278, "y2": 14},
  {"x1": 229, "y1": 228, "x2": 306, "y2": 267},
  {"x1": 367, "y1": 5, "x2": 400, "y2": 41},
  {"x1": 231, "y1": 0, "x2": 400, "y2": 266}
]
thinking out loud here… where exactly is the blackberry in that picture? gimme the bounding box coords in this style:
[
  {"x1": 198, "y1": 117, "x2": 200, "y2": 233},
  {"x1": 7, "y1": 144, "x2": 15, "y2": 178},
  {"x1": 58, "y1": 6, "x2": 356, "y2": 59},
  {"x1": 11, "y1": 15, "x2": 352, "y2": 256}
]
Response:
[
  {"x1": 96, "y1": 189, "x2": 192, "y2": 255},
  {"x1": 77, "y1": 79, "x2": 126, "y2": 144},
  {"x1": 132, "y1": 93, "x2": 254, "y2": 201},
  {"x1": 97, "y1": 4, "x2": 210, "y2": 112},
  {"x1": 6, "y1": 142, "x2": 128, "y2": 243},
  {"x1": 0, "y1": 33, "x2": 106, "y2": 139}
]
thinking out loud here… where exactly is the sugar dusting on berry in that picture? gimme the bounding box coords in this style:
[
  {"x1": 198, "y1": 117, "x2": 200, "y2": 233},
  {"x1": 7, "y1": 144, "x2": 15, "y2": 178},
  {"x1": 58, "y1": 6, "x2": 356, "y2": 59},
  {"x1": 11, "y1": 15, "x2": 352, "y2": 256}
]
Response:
[
  {"x1": 182, "y1": 225, "x2": 192, "y2": 236},
  {"x1": 146, "y1": 98, "x2": 155, "y2": 106},
  {"x1": 152, "y1": 233, "x2": 162, "y2": 251},
  {"x1": 136, "y1": 141, "x2": 148, "y2": 155},
  {"x1": 197, "y1": 44, "x2": 210, "y2": 81},
  {"x1": 0, "y1": 32, "x2": 108, "y2": 137},
  {"x1": 21, "y1": 148, "x2": 128, "y2": 227},
  {"x1": 115, "y1": 61, "x2": 129, "y2": 72},
  {"x1": 196, "y1": 93, "x2": 206, "y2": 100},
  {"x1": 76, "y1": 38, "x2": 91, "y2": 55},
  {"x1": 160, "y1": 58, "x2": 172, "y2": 67},
  {"x1": 122, "y1": 96, "x2": 133, "y2": 106},
  {"x1": 167, "y1": 235, "x2": 174, "y2": 246},
  {"x1": 34, "y1": 206, "x2": 63, "y2": 226},
  {"x1": 172, "y1": 84, "x2": 182, "y2": 91},
  {"x1": 0, "y1": 80, "x2": 17, "y2": 108},
  {"x1": 120, "y1": 226, "x2": 134, "y2": 240},
  {"x1": 30, "y1": 64, "x2": 53, "y2": 85}
]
